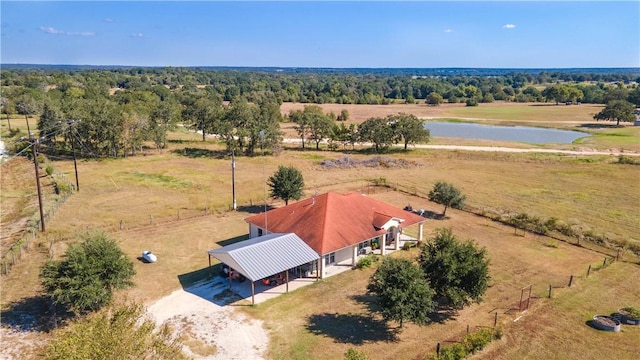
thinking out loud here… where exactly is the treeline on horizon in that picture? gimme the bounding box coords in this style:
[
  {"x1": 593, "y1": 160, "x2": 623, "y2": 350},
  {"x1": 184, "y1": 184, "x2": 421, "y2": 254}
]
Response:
[{"x1": 1, "y1": 66, "x2": 639, "y2": 159}]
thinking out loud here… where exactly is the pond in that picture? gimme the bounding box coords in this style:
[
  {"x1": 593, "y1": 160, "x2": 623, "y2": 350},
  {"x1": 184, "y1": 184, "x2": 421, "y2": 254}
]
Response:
[{"x1": 423, "y1": 122, "x2": 590, "y2": 144}]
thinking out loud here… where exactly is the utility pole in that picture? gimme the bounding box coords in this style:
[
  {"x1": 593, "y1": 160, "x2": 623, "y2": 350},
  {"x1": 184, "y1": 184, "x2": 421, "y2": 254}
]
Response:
[
  {"x1": 231, "y1": 150, "x2": 236, "y2": 210},
  {"x1": 68, "y1": 120, "x2": 80, "y2": 191},
  {"x1": 260, "y1": 130, "x2": 267, "y2": 233},
  {"x1": 30, "y1": 135, "x2": 45, "y2": 232}
]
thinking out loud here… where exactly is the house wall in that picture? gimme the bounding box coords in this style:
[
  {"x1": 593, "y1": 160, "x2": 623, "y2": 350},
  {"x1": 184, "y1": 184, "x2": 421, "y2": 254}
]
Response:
[{"x1": 334, "y1": 247, "x2": 352, "y2": 264}]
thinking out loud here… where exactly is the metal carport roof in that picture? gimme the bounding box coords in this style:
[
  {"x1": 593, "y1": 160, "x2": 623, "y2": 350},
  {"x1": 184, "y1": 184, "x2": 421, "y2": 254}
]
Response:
[{"x1": 207, "y1": 233, "x2": 320, "y2": 281}]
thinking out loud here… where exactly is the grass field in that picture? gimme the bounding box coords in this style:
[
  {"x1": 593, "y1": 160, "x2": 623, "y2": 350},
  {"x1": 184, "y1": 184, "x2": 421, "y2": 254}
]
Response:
[{"x1": 1, "y1": 102, "x2": 639, "y2": 359}]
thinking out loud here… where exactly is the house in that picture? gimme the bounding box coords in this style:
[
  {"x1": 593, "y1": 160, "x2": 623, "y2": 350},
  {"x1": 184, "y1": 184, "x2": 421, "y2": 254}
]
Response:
[
  {"x1": 243, "y1": 191, "x2": 427, "y2": 279},
  {"x1": 207, "y1": 191, "x2": 427, "y2": 304}
]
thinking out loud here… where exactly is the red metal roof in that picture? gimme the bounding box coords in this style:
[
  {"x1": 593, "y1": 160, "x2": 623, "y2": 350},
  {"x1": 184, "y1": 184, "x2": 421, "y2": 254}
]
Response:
[{"x1": 245, "y1": 192, "x2": 426, "y2": 255}]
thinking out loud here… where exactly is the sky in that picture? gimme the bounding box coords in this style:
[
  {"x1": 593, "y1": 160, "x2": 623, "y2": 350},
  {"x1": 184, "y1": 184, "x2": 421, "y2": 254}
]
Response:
[{"x1": 1, "y1": 1, "x2": 639, "y2": 68}]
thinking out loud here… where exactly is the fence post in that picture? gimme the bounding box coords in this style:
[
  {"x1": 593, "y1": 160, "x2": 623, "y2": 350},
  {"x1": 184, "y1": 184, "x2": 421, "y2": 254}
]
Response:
[
  {"x1": 177, "y1": 210, "x2": 180, "y2": 220},
  {"x1": 149, "y1": 215, "x2": 153, "y2": 225},
  {"x1": 436, "y1": 342, "x2": 440, "y2": 357},
  {"x1": 602, "y1": 257, "x2": 607, "y2": 268},
  {"x1": 548, "y1": 285, "x2": 552, "y2": 298},
  {"x1": 616, "y1": 249, "x2": 620, "y2": 261},
  {"x1": 467, "y1": 324, "x2": 470, "y2": 334},
  {"x1": 120, "y1": 220, "x2": 124, "y2": 230},
  {"x1": 494, "y1": 311, "x2": 498, "y2": 327},
  {"x1": 4, "y1": 262, "x2": 7, "y2": 275},
  {"x1": 12, "y1": 252, "x2": 16, "y2": 265},
  {"x1": 568, "y1": 275, "x2": 574, "y2": 287},
  {"x1": 587, "y1": 264, "x2": 592, "y2": 277}
]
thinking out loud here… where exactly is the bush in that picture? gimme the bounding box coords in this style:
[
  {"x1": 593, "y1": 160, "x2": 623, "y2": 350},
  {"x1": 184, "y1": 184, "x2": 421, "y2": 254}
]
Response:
[
  {"x1": 439, "y1": 343, "x2": 467, "y2": 360},
  {"x1": 621, "y1": 306, "x2": 640, "y2": 318},
  {"x1": 357, "y1": 255, "x2": 373, "y2": 269},
  {"x1": 462, "y1": 328, "x2": 494, "y2": 354},
  {"x1": 344, "y1": 348, "x2": 368, "y2": 360},
  {"x1": 46, "y1": 165, "x2": 54, "y2": 176},
  {"x1": 465, "y1": 99, "x2": 479, "y2": 107},
  {"x1": 402, "y1": 242, "x2": 413, "y2": 251},
  {"x1": 617, "y1": 155, "x2": 640, "y2": 165}
]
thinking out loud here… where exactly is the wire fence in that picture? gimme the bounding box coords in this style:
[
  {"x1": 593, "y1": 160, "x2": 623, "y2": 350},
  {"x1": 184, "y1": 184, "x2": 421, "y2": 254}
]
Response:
[{"x1": 427, "y1": 253, "x2": 618, "y2": 359}]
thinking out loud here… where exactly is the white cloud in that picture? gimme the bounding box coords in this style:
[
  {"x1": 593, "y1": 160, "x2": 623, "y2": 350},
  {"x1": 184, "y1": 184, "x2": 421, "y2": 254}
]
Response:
[
  {"x1": 104, "y1": 18, "x2": 114, "y2": 23},
  {"x1": 444, "y1": 29, "x2": 453, "y2": 33},
  {"x1": 40, "y1": 27, "x2": 64, "y2": 34},
  {"x1": 502, "y1": 24, "x2": 516, "y2": 29},
  {"x1": 131, "y1": 33, "x2": 144, "y2": 38},
  {"x1": 40, "y1": 26, "x2": 95, "y2": 36}
]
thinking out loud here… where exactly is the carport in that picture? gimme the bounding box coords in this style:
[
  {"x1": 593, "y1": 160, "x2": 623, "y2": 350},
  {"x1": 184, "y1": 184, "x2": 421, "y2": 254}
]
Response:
[{"x1": 207, "y1": 233, "x2": 320, "y2": 305}]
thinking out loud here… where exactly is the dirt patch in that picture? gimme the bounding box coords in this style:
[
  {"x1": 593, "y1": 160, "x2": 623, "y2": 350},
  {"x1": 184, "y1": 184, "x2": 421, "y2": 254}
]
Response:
[{"x1": 147, "y1": 279, "x2": 269, "y2": 360}]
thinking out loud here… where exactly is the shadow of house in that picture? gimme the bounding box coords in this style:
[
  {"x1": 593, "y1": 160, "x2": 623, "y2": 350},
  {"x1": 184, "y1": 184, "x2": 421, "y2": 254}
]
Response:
[{"x1": 306, "y1": 313, "x2": 399, "y2": 344}]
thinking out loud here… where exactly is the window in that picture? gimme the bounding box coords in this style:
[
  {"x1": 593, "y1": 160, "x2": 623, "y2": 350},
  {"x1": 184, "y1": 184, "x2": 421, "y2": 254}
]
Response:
[
  {"x1": 258, "y1": 228, "x2": 263, "y2": 236},
  {"x1": 324, "y1": 252, "x2": 335, "y2": 266},
  {"x1": 358, "y1": 241, "x2": 370, "y2": 250}
]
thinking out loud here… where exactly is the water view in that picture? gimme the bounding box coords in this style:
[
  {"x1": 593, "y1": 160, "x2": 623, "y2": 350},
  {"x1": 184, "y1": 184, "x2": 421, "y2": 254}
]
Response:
[{"x1": 424, "y1": 122, "x2": 590, "y2": 144}]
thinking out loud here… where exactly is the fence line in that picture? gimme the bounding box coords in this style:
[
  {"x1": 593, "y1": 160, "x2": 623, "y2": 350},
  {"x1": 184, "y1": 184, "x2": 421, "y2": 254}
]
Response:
[{"x1": 429, "y1": 254, "x2": 617, "y2": 358}]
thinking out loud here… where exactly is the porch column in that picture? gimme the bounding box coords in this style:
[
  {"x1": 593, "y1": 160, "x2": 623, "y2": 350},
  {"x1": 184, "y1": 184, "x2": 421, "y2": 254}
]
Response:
[
  {"x1": 352, "y1": 245, "x2": 358, "y2": 266},
  {"x1": 319, "y1": 257, "x2": 324, "y2": 279},
  {"x1": 394, "y1": 228, "x2": 400, "y2": 250},
  {"x1": 251, "y1": 281, "x2": 255, "y2": 305},
  {"x1": 381, "y1": 236, "x2": 386, "y2": 256},
  {"x1": 418, "y1": 223, "x2": 424, "y2": 241}
]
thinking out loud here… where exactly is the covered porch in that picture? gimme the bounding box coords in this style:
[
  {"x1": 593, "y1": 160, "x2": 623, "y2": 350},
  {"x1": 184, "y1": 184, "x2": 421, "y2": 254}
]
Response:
[{"x1": 207, "y1": 233, "x2": 320, "y2": 305}]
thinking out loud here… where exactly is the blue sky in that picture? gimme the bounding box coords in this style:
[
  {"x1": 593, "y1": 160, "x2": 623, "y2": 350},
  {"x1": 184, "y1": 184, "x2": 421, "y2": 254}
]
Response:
[{"x1": 1, "y1": 1, "x2": 638, "y2": 68}]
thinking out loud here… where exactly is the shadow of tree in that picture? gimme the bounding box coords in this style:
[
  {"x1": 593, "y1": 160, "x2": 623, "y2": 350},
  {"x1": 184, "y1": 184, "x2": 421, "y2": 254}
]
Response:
[
  {"x1": 427, "y1": 307, "x2": 459, "y2": 324},
  {"x1": 579, "y1": 123, "x2": 623, "y2": 129},
  {"x1": 0, "y1": 295, "x2": 73, "y2": 333},
  {"x1": 236, "y1": 204, "x2": 276, "y2": 214},
  {"x1": 171, "y1": 147, "x2": 228, "y2": 159},
  {"x1": 351, "y1": 294, "x2": 458, "y2": 325},
  {"x1": 306, "y1": 313, "x2": 399, "y2": 344}
]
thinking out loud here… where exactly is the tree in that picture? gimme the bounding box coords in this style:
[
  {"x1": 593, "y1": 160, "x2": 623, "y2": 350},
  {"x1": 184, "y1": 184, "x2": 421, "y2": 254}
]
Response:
[
  {"x1": 593, "y1": 100, "x2": 636, "y2": 126},
  {"x1": 267, "y1": 165, "x2": 304, "y2": 205},
  {"x1": 45, "y1": 302, "x2": 188, "y2": 360},
  {"x1": 148, "y1": 99, "x2": 179, "y2": 151},
  {"x1": 308, "y1": 111, "x2": 334, "y2": 150},
  {"x1": 418, "y1": 228, "x2": 490, "y2": 308},
  {"x1": 628, "y1": 86, "x2": 640, "y2": 107},
  {"x1": 1, "y1": 96, "x2": 14, "y2": 131},
  {"x1": 40, "y1": 230, "x2": 135, "y2": 315},
  {"x1": 367, "y1": 257, "x2": 435, "y2": 328},
  {"x1": 390, "y1": 113, "x2": 430, "y2": 150},
  {"x1": 289, "y1": 105, "x2": 326, "y2": 150},
  {"x1": 428, "y1": 181, "x2": 465, "y2": 216},
  {"x1": 358, "y1": 117, "x2": 395, "y2": 153},
  {"x1": 425, "y1": 92, "x2": 444, "y2": 106},
  {"x1": 337, "y1": 109, "x2": 350, "y2": 121},
  {"x1": 182, "y1": 96, "x2": 222, "y2": 141}
]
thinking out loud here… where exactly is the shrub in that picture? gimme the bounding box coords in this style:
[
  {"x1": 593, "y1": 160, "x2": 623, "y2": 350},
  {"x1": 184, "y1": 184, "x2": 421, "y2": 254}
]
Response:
[
  {"x1": 439, "y1": 343, "x2": 467, "y2": 360},
  {"x1": 357, "y1": 255, "x2": 373, "y2": 269},
  {"x1": 465, "y1": 99, "x2": 479, "y2": 107},
  {"x1": 402, "y1": 242, "x2": 413, "y2": 251},
  {"x1": 45, "y1": 165, "x2": 54, "y2": 176},
  {"x1": 344, "y1": 348, "x2": 368, "y2": 360},
  {"x1": 617, "y1": 155, "x2": 640, "y2": 165},
  {"x1": 462, "y1": 328, "x2": 494, "y2": 354},
  {"x1": 621, "y1": 307, "x2": 640, "y2": 318}
]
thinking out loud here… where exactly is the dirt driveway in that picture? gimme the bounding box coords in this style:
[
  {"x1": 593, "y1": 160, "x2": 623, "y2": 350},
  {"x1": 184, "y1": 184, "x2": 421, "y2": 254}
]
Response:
[{"x1": 147, "y1": 278, "x2": 269, "y2": 360}]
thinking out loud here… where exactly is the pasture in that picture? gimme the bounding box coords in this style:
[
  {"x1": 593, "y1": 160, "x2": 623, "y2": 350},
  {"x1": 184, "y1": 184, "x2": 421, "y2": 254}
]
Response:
[{"x1": 1, "y1": 102, "x2": 639, "y2": 359}]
